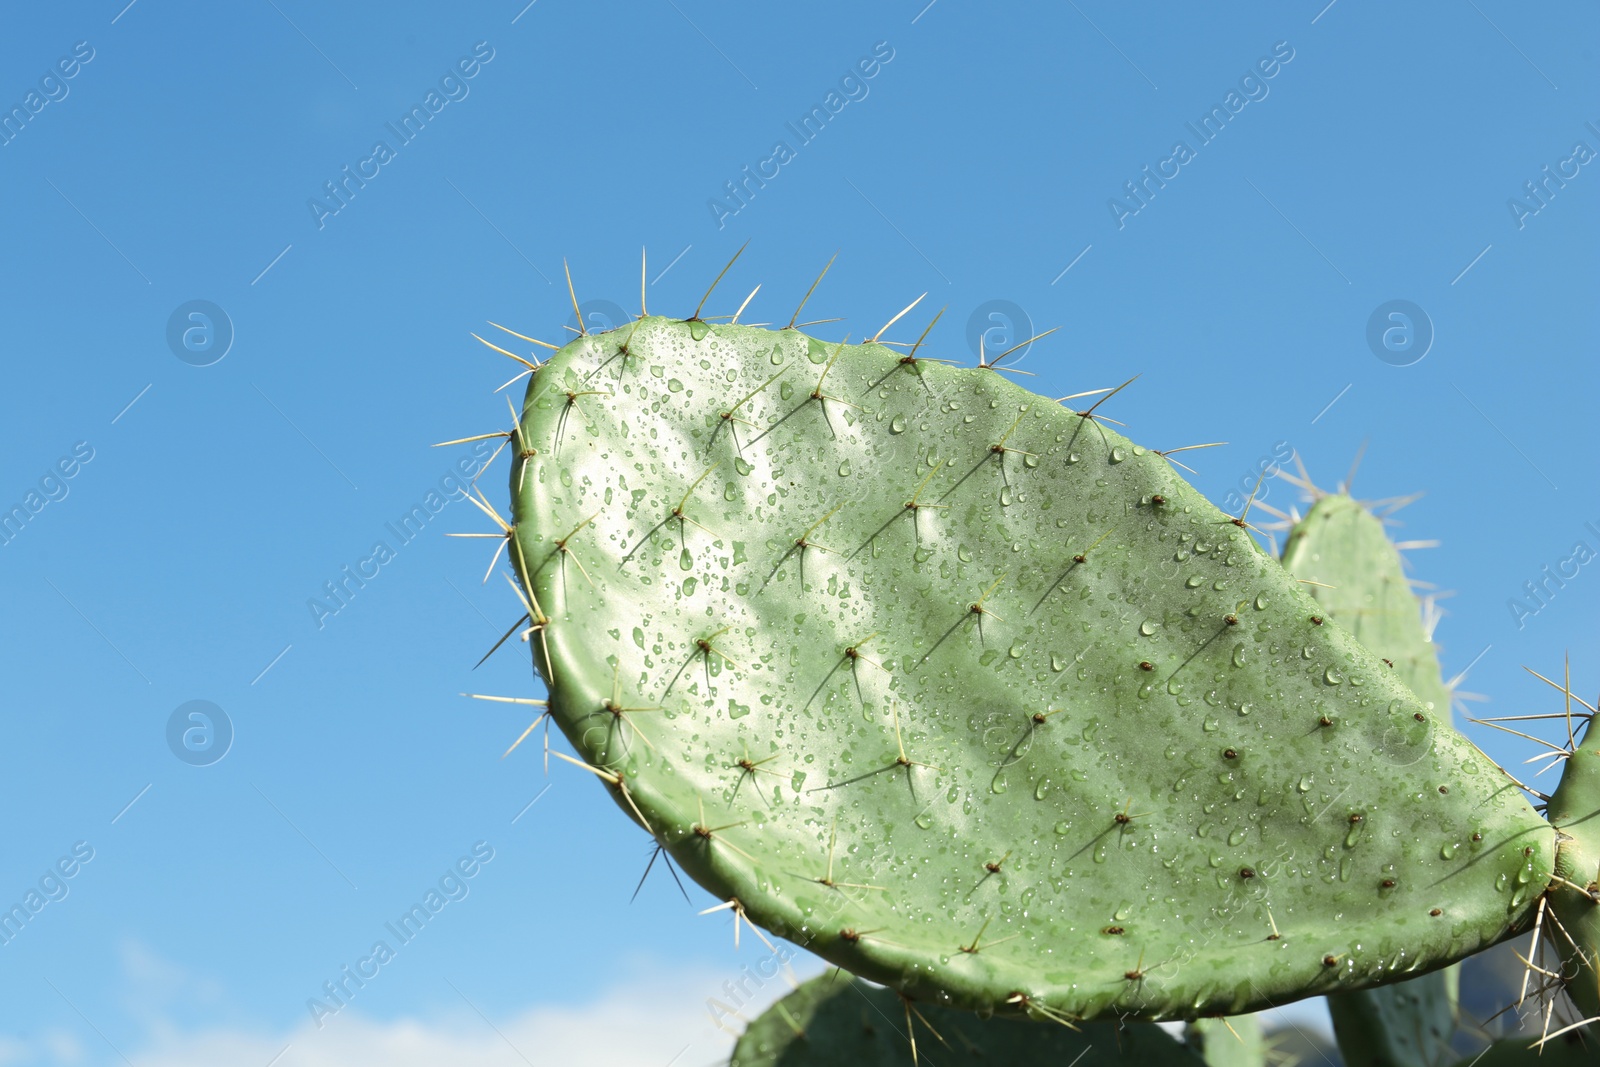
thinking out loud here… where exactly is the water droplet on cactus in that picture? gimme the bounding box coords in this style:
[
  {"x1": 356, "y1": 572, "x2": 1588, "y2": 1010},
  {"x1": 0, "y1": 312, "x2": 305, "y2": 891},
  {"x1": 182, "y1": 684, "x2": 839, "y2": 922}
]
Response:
[{"x1": 837, "y1": 460, "x2": 851, "y2": 477}]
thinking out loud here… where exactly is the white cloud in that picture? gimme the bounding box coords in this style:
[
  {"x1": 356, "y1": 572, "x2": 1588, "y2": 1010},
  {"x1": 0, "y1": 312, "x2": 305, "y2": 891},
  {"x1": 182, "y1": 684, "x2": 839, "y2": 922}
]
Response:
[
  {"x1": 126, "y1": 972, "x2": 743, "y2": 1067},
  {"x1": 85, "y1": 954, "x2": 819, "y2": 1067},
  {"x1": 20, "y1": 944, "x2": 1335, "y2": 1067}
]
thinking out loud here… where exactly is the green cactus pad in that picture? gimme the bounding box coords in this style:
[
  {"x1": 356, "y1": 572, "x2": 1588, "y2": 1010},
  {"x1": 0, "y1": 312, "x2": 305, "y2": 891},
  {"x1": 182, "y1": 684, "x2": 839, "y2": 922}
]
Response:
[
  {"x1": 1277, "y1": 494, "x2": 1450, "y2": 717},
  {"x1": 1547, "y1": 713, "x2": 1600, "y2": 1022},
  {"x1": 1445, "y1": 1031, "x2": 1595, "y2": 1067},
  {"x1": 728, "y1": 970, "x2": 1204, "y2": 1066},
  {"x1": 1278, "y1": 492, "x2": 1462, "y2": 1067},
  {"x1": 504, "y1": 311, "x2": 1554, "y2": 1022},
  {"x1": 1186, "y1": 1015, "x2": 1265, "y2": 1067}
]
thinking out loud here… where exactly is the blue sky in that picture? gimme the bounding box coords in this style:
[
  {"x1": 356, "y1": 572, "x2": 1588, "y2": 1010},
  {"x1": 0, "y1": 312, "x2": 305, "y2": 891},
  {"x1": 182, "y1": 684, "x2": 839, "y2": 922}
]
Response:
[{"x1": 0, "y1": 2, "x2": 1595, "y2": 1064}]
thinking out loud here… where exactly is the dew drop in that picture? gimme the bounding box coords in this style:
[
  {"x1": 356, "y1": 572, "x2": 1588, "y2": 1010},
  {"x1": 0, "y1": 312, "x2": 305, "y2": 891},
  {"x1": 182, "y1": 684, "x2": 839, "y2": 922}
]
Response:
[
  {"x1": 838, "y1": 460, "x2": 852, "y2": 477},
  {"x1": 1440, "y1": 842, "x2": 1458, "y2": 860},
  {"x1": 1324, "y1": 667, "x2": 1344, "y2": 686},
  {"x1": 915, "y1": 812, "x2": 934, "y2": 829},
  {"x1": 679, "y1": 548, "x2": 694, "y2": 571},
  {"x1": 1110, "y1": 448, "x2": 1126, "y2": 463},
  {"x1": 1051, "y1": 654, "x2": 1067, "y2": 672},
  {"x1": 957, "y1": 544, "x2": 974, "y2": 562},
  {"x1": 889, "y1": 415, "x2": 907, "y2": 434},
  {"x1": 1000, "y1": 485, "x2": 1014, "y2": 506},
  {"x1": 688, "y1": 320, "x2": 711, "y2": 341},
  {"x1": 1232, "y1": 646, "x2": 1248, "y2": 668},
  {"x1": 1255, "y1": 594, "x2": 1270, "y2": 610},
  {"x1": 1186, "y1": 576, "x2": 1204, "y2": 588},
  {"x1": 1140, "y1": 620, "x2": 1159, "y2": 636},
  {"x1": 1297, "y1": 775, "x2": 1313, "y2": 793},
  {"x1": 1034, "y1": 778, "x2": 1052, "y2": 801},
  {"x1": 1054, "y1": 820, "x2": 1072, "y2": 835},
  {"x1": 1228, "y1": 827, "x2": 1248, "y2": 846},
  {"x1": 733, "y1": 457, "x2": 755, "y2": 476}
]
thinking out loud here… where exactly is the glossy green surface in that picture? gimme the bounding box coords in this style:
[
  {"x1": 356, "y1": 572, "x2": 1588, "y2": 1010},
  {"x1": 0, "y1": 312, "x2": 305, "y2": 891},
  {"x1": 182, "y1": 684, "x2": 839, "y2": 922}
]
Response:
[
  {"x1": 1281, "y1": 494, "x2": 1462, "y2": 1067},
  {"x1": 507, "y1": 316, "x2": 1554, "y2": 1021},
  {"x1": 729, "y1": 971, "x2": 1203, "y2": 1066}
]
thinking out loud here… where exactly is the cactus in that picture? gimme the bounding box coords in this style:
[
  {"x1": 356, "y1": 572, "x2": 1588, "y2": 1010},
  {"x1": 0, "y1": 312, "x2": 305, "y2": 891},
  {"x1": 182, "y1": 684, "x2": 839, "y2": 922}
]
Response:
[
  {"x1": 728, "y1": 970, "x2": 1205, "y2": 1065},
  {"x1": 1186, "y1": 1015, "x2": 1266, "y2": 1067},
  {"x1": 1277, "y1": 490, "x2": 1461, "y2": 1067},
  {"x1": 477, "y1": 262, "x2": 1563, "y2": 1025},
  {"x1": 1444, "y1": 1031, "x2": 1593, "y2": 1067}
]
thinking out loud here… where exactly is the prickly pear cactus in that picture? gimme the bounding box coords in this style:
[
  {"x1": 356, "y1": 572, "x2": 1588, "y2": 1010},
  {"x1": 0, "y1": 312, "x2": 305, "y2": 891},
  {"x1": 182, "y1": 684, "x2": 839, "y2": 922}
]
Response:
[
  {"x1": 1279, "y1": 492, "x2": 1461, "y2": 1067},
  {"x1": 1186, "y1": 1015, "x2": 1265, "y2": 1067},
  {"x1": 1546, "y1": 713, "x2": 1600, "y2": 1022},
  {"x1": 729, "y1": 970, "x2": 1204, "y2": 1066},
  {"x1": 1446, "y1": 1031, "x2": 1594, "y2": 1067},
  {"x1": 499, "y1": 299, "x2": 1557, "y2": 1023},
  {"x1": 1278, "y1": 494, "x2": 1451, "y2": 719}
]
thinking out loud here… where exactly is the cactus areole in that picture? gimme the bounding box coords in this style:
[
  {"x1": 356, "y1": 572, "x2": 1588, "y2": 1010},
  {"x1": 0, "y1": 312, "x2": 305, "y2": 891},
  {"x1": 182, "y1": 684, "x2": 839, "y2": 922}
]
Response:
[{"x1": 501, "y1": 309, "x2": 1563, "y2": 1023}]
